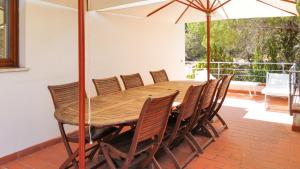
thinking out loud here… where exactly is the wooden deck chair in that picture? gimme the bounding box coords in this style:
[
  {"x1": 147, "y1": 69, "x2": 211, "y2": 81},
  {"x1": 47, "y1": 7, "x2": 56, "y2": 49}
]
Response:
[
  {"x1": 150, "y1": 69, "x2": 169, "y2": 83},
  {"x1": 161, "y1": 85, "x2": 206, "y2": 169},
  {"x1": 208, "y1": 75, "x2": 234, "y2": 136},
  {"x1": 48, "y1": 82, "x2": 117, "y2": 169},
  {"x1": 120, "y1": 73, "x2": 144, "y2": 90},
  {"x1": 100, "y1": 91, "x2": 179, "y2": 169},
  {"x1": 92, "y1": 76, "x2": 122, "y2": 96},
  {"x1": 191, "y1": 79, "x2": 222, "y2": 150}
]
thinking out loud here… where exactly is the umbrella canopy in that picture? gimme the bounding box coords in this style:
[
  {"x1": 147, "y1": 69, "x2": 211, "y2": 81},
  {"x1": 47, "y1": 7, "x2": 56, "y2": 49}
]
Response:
[
  {"x1": 42, "y1": 0, "x2": 146, "y2": 10},
  {"x1": 98, "y1": 0, "x2": 297, "y2": 23},
  {"x1": 98, "y1": 0, "x2": 297, "y2": 80}
]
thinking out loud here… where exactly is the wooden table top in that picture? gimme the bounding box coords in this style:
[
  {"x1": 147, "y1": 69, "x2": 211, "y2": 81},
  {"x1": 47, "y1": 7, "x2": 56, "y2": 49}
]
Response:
[{"x1": 54, "y1": 80, "x2": 204, "y2": 127}]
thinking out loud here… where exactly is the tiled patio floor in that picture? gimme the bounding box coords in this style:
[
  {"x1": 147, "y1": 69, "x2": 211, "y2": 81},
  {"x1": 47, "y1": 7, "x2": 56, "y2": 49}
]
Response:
[{"x1": 1, "y1": 93, "x2": 300, "y2": 169}]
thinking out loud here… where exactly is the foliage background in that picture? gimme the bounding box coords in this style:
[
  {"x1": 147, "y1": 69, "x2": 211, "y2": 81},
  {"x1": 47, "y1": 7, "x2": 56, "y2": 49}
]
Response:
[{"x1": 185, "y1": 17, "x2": 300, "y2": 82}]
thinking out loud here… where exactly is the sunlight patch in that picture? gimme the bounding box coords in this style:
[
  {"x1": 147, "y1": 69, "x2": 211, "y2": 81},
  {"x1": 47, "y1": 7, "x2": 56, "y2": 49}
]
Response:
[
  {"x1": 223, "y1": 97, "x2": 292, "y2": 125},
  {"x1": 243, "y1": 111, "x2": 292, "y2": 125}
]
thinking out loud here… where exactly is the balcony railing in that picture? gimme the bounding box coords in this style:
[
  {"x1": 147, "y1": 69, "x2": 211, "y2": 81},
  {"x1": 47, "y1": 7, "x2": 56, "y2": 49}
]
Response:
[
  {"x1": 186, "y1": 61, "x2": 295, "y2": 83},
  {"x1": 289, "y1": 64, "x2": 300, "y2": 115}
]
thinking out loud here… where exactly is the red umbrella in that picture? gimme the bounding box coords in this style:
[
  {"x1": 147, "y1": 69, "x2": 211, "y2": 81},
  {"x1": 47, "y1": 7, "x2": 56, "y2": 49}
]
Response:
[
  {"x1": 53, "y1": 0, "x2": 298, "y2": 167},
  {"x1": 145, "y1": 0, "x2": 297, "y2": 81}
]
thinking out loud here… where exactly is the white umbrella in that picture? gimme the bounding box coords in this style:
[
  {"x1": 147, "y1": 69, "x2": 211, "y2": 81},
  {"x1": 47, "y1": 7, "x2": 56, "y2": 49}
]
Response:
[
  {"x1": 42, "y1": 0, "x2": 147, "y2": 10},
  {"x1": 97, "y1": 0, "x2": 298, "y2": 80}
]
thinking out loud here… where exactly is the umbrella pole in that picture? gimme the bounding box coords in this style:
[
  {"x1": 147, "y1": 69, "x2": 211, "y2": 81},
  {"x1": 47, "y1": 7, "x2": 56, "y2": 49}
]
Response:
[
  {"x1": 78, "y1": 0, "x2": 86, "y2": 168},
  {"x1": 206, "y1": 13, "x2": 211, "y2": 81}
]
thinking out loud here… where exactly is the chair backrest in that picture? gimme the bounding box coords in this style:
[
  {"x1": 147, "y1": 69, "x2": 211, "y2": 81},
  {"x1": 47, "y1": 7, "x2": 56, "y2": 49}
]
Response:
[
  {"x1": 129, "y1": 91, "x2": 179, "y2": 155},
  {"x1": 92, "y1": 76, "x2": 121, "y2": 96},
  {"x1": 120, "y1": 73, "x2": 144, "y2": 90},
  {"x1": 198, "y1": 79, "x2": 221, "y2": 110},
  {"x1": 181, "y1": 84, "x2": 206, "y2": 120},
  {"x1": 167, "y1": 84, "x2": 206, "y2": 145},
  {"x1": 266, "y1": 73, "x2": 289, "y2": 89},
  {"x1": 215, "y1": 75, "x2": 234, "y2": 103},
  {"x1": 48, "y1": 82, "x2": 84, "y2": 109},
  {"x1": 150, "y1": 69, "x2": 169, "y2": 83}
]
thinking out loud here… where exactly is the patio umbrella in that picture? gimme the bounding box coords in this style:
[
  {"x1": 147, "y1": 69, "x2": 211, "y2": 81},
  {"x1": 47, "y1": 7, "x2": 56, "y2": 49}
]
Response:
[
  {"x1": 98, "y1": 0, "x2": 298, "y2": 80},
  {"x1": 40, "y1": 0, "x2": 297, "y2": 168}
]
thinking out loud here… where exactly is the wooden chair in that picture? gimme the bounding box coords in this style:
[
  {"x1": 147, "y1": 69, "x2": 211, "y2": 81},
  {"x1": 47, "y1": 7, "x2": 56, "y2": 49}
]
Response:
[
  {"x1": 162, "y1": 85, "x2": 206, "y2": 169},
  {"x1": 208, "y1": 75, "x2": 234, "y2": 136},
  {"x1": 150, "y1": 69, "x2": 169, "y2": 83},
  {"x1": 92, "y1": 76, "x2": 122, "y2": 96},
  {"x1": 48, "y1": 82, "x2": 117, "y2": 169},
  {"x1": 100, "y1": 91, "x2": 179, "y2": 169},
  {"x1": 120, "y1": 73, "x2": 144, "y2": 90},
  {"x1": 191, "y1": 79, "x2": 222, "y2": 150},
  {"x1": 93, "y1": 76, "x2": 132, "y2": 133}
]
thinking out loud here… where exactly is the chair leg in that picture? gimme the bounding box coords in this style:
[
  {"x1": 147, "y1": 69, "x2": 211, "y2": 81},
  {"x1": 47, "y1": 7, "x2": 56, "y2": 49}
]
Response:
[
  {"x1": 181, "y1": 136, "x2": 200, "y2": 168},
  {"x1": 215, "y1": 114, "x2": 228, "y2": 134},
  {"x1": 60, "y1": 149, "x2": 79, "y2": 169},
  {"x1": 100, "y1": 143, "x2": 117, "y2": 169},
  {"x1": 87, "y1": 143, "x2": 100, "y2": 160},
  {"x1": 152, "y1": 158, "x2": 162, "y2": 169},
  {"x1": 58, "y1": 123, "x2": 78, "y2": 168},
  {"x1": 187, "y1": 132, "x2": 203, "y2": 153},
  {"x1": 162, "y1": 144, "x2": 181, "y2": 169},
  {"x1": 205, "y1": 119, "x2": 219, "y2": 137},
  {"x1": 192, "y1": 122, "x2": 215, "y2": 150}
]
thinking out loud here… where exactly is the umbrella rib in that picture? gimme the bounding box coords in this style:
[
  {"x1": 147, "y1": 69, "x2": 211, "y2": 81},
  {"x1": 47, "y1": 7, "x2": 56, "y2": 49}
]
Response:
[
  {"x1": 147, "y1": 0, "x2": 176, "y2": 17},
  {"x1": 184, "y1": 0, "x2": 205, "y2": 10},
  {"x1": 281, "y1": 0, "x2": 296, "y2": 4},
  {"x1": 177, "y1": 0, "x2": 207, "y2": 12},
  {"x1": 175, "y1": 0, "x2": 196, "y2": 23},
  {"x1": 217, "y1": 0, "x2": 229, "y2": 18},
  {"x1": 256, "y1": 0, "x2": 297, "y2": 16},
  {"x1": 195, "y1": 0, "x2": 206, "y2": 9},
  {"x1": 211, "y1": 0, "x2": 231, "y2": 12},
  {"x1": 209, "y1": 0, "x2": 218, "y2": 10}
]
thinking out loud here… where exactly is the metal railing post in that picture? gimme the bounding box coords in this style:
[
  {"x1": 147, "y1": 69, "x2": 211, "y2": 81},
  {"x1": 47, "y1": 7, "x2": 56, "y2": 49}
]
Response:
[{"x1": 217, "y1": 62, "x2": 220, "y2": 78}]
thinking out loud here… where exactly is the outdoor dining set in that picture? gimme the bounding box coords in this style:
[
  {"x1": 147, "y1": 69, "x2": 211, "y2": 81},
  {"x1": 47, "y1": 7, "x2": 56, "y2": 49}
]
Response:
[{"x1": 48, "y1": 69, "x2": 234, "y2": 169}]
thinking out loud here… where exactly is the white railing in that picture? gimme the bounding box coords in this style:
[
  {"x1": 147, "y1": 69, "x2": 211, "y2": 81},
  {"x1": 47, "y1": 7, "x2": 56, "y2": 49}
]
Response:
[
  {"x1": 186, "y1": 61, "x2": 295, "y2": 82},
  {"x1": 289, "y1": 64, "x2": 300, "y2": 115}
]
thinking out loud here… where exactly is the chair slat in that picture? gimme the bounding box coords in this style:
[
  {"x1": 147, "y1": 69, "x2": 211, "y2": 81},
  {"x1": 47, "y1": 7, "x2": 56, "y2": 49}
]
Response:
[
  {"x1": 120, "y1": 73, "x2": 144, "y2": 90},
  {"x1": 93, "y1": 76, "x2": 122, "y2": 96},
  {"x1": 150, "y1": 69, "x2": 169, "y2": 83}
]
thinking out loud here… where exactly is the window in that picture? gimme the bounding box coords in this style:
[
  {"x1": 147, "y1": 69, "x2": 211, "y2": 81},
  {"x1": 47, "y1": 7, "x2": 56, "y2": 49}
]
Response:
[{"x1": 0, "y1": 0, "x2": 18, "y2": 67}]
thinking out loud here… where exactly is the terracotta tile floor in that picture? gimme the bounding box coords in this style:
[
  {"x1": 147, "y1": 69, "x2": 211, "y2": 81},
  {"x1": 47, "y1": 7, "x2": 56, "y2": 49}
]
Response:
[{"x1": 1, "y1": 93, "x2": 300, "y2": 169}]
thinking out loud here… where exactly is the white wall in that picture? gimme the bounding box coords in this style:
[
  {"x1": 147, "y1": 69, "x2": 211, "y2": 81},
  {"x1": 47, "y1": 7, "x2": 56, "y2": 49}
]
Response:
[{"x1": 0, "y1": 0, "x2": 185, "y2": 157}]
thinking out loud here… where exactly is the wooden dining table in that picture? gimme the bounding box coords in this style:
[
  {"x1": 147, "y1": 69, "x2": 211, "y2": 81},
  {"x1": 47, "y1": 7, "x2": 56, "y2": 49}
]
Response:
[{"x1": 54, "y1": 80, "x2": 204, "y2": 128}]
